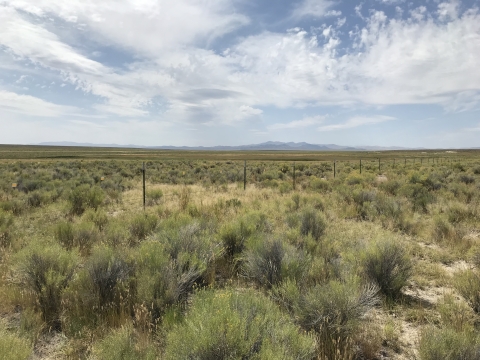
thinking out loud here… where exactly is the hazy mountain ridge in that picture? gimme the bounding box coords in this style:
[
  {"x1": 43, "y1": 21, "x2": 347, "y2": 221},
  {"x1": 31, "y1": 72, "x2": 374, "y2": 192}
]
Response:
[{"x1": 36, "y1": 141, "x2": 421, "y2": 151}]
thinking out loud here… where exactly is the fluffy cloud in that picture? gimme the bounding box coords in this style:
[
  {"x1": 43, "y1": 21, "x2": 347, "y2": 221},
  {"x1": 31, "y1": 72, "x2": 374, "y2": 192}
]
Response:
[
  {"x1": 268, "y1": 115, "x2": 326, "y2": 130},
  {"x1": 291, "y1": 0, "x2": 338, "y2": 19},
  {"x1": 0, "y1": 90, "x2": 78, "y2": 117},
  {"x1": 317, "y1": 116, "x2": 395, "y2": 131},
  {"x1": 1, "y1": 0, "x2": 479, "y2": 128}
]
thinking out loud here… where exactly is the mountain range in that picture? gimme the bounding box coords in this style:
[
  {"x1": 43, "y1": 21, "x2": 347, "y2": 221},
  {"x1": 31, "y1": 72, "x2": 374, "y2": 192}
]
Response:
[{"x1": 35, "y1": 141, "x2": 419, "y2": 151}]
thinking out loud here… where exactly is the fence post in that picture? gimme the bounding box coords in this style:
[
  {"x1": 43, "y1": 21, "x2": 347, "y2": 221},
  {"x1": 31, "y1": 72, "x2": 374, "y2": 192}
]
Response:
[
  {"x1": 334, "y1": 160, "x2": 336, "y2": 178},
  {"x1": 142, "y1": 162, "x2": 146, "y2": 212},
  {"x1": 293, "y1": 162, "x2": 296, "y2": 190},
  {"x1": 405, "y1": 158, "x2": 406, "y2": 166},
  {"x1": 378, "y1": 158, "x2": 381, "y2": 172},
  {"x1": 393, "y1": 158, "x2": 396, "y2": 168},
  {"x1": 244, "y1": 160, "x2": 246, "y2": 191},
  {"x1": 360, "y1": 159, "x2": 362, "y2": 174}
]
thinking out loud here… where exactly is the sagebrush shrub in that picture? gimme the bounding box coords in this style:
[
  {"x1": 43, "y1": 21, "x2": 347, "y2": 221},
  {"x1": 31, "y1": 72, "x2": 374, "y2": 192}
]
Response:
[
  {"x1": 87, "y1": 248, "x2": 132, "y2": 307},
  {"x1": 220, "y1": 220, "x2": 253, "y2": 257},
  {"x1": 164, "y1": 289, "x2": 315, "y2": 360},
  {"x1": 300, "y1": 208, "x2": 327, "y2": 240},
  {"x1": 93, "y1": 325, "x2": 158, "y2": 360},
  {"x1": 16, "y1": 244, "x2": 78, "y2": 330},
  {"x1": 363, "y1": 239, "x2": 412, "y2": 301},
  {"x1": 455, "y1": 270, "x2": 480, "y2": 313},
  {"x1": 0, "y1": 210, "x2": 14, "y2": 247},
  {"x1": 419, "y1": 327, "x2": 480, "y2": 360},
  {"x1": 129, "y1": 214, "x2": 157, "y2": 243},
  {"x1": 0, "y1": 321, "x2": 32, "y2": 360},
  {"x1": 243, "y1": 239, "x2": 284, "y2": 288},
  {"x1": 68, "y1": 185, "x2": 105, "y2": 215}
]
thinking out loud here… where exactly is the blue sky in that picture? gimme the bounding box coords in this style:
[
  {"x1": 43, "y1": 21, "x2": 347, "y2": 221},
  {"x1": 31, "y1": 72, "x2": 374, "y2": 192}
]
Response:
[{"x1": 0, "y1": 0, "x2": 479, "y2": 148}]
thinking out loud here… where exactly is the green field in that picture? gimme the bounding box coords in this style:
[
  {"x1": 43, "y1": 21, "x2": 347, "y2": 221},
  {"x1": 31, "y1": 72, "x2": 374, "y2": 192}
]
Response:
[{"x1": 1, "y1": 146, "x2": 480, "y2": 359}]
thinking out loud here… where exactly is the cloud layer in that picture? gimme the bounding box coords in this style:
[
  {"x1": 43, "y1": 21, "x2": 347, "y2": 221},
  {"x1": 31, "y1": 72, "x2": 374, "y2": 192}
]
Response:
[{"x1": 0, "y1": 0, "x2": 479, "y2": 146}]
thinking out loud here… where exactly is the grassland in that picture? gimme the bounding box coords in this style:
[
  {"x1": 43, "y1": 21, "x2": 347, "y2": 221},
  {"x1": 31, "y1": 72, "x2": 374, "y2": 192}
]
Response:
[{"x1": 1, "y1": 145, "x2": 480, "y2": 359}]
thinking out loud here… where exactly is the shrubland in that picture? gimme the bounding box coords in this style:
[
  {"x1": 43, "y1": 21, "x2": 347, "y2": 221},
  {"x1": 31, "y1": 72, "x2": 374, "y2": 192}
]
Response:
[{"x1": 0, "y1": 154, "x2": 479, "y2": 359}]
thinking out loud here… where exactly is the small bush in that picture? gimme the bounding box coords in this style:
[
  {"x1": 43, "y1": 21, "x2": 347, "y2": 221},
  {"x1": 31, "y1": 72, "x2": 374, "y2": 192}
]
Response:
[
  {"x1": 83, "y1": 209, "x2": 109, "y2": 230},
  {"x1": 54, "y1": 221, "x2": 75, "y2": 249},
  {"x1": 87, "y1": 248, "x2": 132, "y2": 307},
  {"x1": 459, "y1": 174, "x2": 475, "y2": 185},
  {"x1": 243, "y1": 240, "x2": 309, "y2": 289},
  {"x1": 437, "y1": 294, "x2": 476, "y2": 332},
  {"x1": 68, "y1": 185, "x2": 105, "y2": 215},
  {"x1": 447, "y1": 203, "x2": 474, "y2": 224},
  {"x1": 0, "y1": 321, "x2": 32, "y2": 360},
  {"x1": 419, "y1": 327, "x2": 480, "y2": 360},
  {"x1": 129, "y1": 214, "x2": 158, "y2": 243},
  {"x1": 243, "y1": 239, "x2": 284, "y2": 289},
  {"x1": 16, "y1": 244, "x2": 78, "y2": 330},
  {"x1": 455, "y1": 270, "x2": 480, "y2": 313},
  {"x1": 300, "y1": 208, "x2": 327, "y2": 240},
  {"x1": 146, "y1": 189, "x2": 163, "y2": 206},
  {"x1": 0, "y1": 210, "x2": 14, "y2": 247},
  {"x1": 363, "y1": 239, "x2": 412, "y2": 301},
  {"x1": 219, "y1": 220, "x2": 253, "y2": 257},
  {"x1": 93, "y1": 325, "x2": 158, "y2": 360},
  {"x1": 136, "y1": 241, "x2": 202, "y2": 322},
  {"x1": 164, "y1": 289, "x2": 315, "y2": 360},
  {"x1": 310, "y1": 178, "x2": 331, "y2": 192},
  {"x1": 295, "y1": 280, "x2": 379, "y2": 358}
]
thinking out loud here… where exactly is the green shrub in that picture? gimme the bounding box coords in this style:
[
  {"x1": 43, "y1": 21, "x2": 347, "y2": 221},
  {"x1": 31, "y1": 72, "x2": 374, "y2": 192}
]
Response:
[
  {"x1": 164, "y1": 289, "x2": 315, "y2": 360},
  {"x1": 68, "y1": 185, "x2": 105, "y2": 215},
  {"x1": 300, "y1": 209, "x2": 327, "y2": 240},
  {"x1": 87, "y1": 247, "x2": 132, "y2": 307},
  {"x1": 0, "y1": 321, "x2": 32, "y2": 360},
  {"x1": 243, "y1": 239, "x2": 284, "y2": 289},
  {"x1": 219, "y1": 220, "x2": 254, "y2": 257},
  {"x1": 279, "y1": 181, "x2": 292, "y2": 194},
  {"x1": 0, "y1": 210, "x2": 14, "y2": 247},
  {"x1": 129, "y1": 214, "x2": 158, "y2": 243},
  {"x1": 459, "y1": 174, "x2": 475, "y2": 185},
  {"x1": 83, "y1": 208, "x2": 109, "y2": 230},
  {"x1": 363, "y1": 239, "x2": 412, "y2": 301},
  {"x1": 54, "y1": 221, "x2": 75, "y2": 249},
  {"x1": 93, "y1": 325, "x2": 158, "y2": 360},
  {"x1": 146, "y1": 189, "x2": 163, "y2": 206},
  {"x1": 419, "y1": 327, "x2": 480, "y2": 360},
  {"x1": 136, "y1": 241, "x2": 202, "y2": 322},
  {"x1": 447, "y1": 203, "x2": 474, "y2": 224},
  {"x1": 295, "y1": 280, "x2": 379, "y2": 359},
  {"x1": 454, "y1": 270, "x2": 480, "y2": 313},
  {"x1": 243, "y1": 240, "x2": 309, "y2": 289},
  {"x1": 16, "y1": 244, "x2": 78, "y2": 330},
  {"x1": 296, "y1": 280, "x2": 379, "y2": 336},
  {"x1": 437, "y1": 294, "x2": 476, "y2": 332},
  {"x1": 310, "y1": 178, "x2": 331, "y2": 192}
]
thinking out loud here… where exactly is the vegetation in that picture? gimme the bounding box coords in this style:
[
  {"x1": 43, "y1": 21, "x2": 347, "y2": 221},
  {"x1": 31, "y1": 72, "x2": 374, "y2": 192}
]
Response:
[{"x1": 0, "y1": 148, "x2": 479, "y2": 359}]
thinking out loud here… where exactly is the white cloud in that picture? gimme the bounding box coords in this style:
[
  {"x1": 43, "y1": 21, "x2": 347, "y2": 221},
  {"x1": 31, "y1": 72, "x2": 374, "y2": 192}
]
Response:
[
  {"x1": 3, "y1": 0, "x2": 249, "y2": 55},
  {"x1": 1, "y1": 0, "x2": 480, "y2": 128},
  {"x1": 0, "y1": 90, "x2": 78, "y2": 117},
  {"x1": 268, "y1": 115, "x2": 326, "y2": 130},
  {"x1": 317, "y1": 115, "x2": 395, "y2": 131},
  {"x1": 291, "y1": 0, "x2": 337, "y2": 19}
]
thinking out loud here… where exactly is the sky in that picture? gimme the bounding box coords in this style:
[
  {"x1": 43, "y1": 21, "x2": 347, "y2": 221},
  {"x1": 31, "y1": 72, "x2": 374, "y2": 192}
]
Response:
[{"x1": 0, "y1": 0, "x2": 479, "y2": 148}]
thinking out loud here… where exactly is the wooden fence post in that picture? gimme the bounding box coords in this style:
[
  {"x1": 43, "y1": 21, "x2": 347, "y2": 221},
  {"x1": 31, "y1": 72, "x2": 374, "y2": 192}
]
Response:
[
  {"x1": 244, "y1": 160, "x2": 246, "y2": 190},
  {"x1": 293, "y1": 162, "x2": 296, "y2": 190},
  {"x1": 334, "y1": 160, "x2": 336, "y2": 178},
  {"x1": 360, "y1": 159, "x2": 362, "y2": 174},
  {"x1": 142, "y1": 162, "x2": 146, "y2": 212}
]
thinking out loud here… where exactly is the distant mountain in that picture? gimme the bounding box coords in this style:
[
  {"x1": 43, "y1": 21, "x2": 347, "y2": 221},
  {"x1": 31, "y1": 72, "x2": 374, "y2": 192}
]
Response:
[{"x1": 36, "y1": 141, "x2": 422, "y2": 151}]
